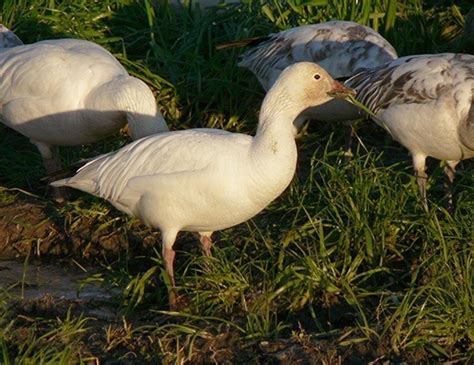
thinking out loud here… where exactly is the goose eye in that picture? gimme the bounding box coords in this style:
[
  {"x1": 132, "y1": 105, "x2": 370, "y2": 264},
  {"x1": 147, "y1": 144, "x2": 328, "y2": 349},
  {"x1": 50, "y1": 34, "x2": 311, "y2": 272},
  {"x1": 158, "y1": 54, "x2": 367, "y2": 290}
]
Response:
[{"x1": 314, "y1": 73, "x2": 321, "y2": 80}]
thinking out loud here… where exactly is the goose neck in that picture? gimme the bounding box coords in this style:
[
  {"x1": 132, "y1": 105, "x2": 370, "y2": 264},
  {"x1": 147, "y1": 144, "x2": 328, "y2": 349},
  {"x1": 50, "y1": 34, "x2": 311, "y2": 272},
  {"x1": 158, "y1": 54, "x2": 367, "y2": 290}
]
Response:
[
  {"x1": 252, "y1": 87, "x2": 299, "y2": 154},
  {"x1": 87, "y1": 76, "x2": 168, "y2": 139},
  {"x1": 247, "y1": 89, "x2": 299, "y2": 202}
]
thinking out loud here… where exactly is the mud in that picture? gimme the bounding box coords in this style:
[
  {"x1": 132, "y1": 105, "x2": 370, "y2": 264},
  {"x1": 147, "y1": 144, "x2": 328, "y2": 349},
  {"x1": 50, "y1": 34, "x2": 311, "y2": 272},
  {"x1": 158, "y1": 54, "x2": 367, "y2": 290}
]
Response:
[
  {"x1": 0, "y1": 259, "x2": 117, "y2": 300},
  {"x1": 3, "y1": 292, "x2": 396, "y2": 364},
  {"x1": 0, "y1": 191, "x2": 159, "y2": 259}
]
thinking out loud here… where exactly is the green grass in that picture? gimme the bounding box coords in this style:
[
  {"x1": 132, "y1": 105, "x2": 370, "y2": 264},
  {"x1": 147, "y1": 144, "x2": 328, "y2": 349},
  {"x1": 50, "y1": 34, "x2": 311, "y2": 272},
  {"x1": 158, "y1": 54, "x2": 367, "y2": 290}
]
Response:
[{"x1": 0, "y1": 0, "x2": 473, "y2": 363}]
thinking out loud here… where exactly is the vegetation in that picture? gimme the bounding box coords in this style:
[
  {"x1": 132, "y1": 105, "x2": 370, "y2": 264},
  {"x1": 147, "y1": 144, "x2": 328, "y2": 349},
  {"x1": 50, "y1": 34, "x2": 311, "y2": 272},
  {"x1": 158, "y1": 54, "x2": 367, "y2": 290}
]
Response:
[{"x1": 0, "y1": 0, "x2": 472, "y2": 363}]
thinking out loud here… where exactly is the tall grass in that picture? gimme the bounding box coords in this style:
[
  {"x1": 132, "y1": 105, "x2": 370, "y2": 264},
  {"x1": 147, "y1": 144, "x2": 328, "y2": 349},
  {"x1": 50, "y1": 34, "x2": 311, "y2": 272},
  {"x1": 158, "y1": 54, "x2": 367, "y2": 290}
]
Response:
[{"x1": 0, "y1": 0, "x2": 473, "y2": 363}]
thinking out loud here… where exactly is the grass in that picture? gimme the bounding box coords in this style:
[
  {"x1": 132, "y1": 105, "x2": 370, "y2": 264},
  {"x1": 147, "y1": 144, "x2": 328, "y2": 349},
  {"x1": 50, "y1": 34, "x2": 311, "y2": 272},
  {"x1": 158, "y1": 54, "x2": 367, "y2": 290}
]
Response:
[{"x1": 0, "y1": 0, "x2": 473, "y2": 363}]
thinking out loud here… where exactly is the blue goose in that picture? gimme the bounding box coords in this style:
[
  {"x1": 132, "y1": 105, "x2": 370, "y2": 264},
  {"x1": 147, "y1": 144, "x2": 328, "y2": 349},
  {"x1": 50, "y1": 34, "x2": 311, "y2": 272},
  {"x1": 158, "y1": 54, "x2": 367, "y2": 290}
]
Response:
[{"x1": 346, "y1": 53, "x2": 474, "y2": 208}]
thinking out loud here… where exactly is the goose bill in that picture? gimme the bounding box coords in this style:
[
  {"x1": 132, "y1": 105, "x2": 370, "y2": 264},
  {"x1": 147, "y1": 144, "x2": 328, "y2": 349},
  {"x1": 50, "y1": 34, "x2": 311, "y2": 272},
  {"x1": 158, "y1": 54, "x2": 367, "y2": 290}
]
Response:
[{"x1": 327, "y1": 81, "x2": 356, "y2": 98}]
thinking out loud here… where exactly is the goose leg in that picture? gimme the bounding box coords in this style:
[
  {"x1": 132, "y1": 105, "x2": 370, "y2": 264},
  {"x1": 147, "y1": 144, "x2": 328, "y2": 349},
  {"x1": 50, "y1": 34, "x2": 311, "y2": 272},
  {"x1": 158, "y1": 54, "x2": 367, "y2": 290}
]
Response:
[
  {"x1": 34, "y1": 142, "x2": 62, "y2": 175},
  {"x1": 162, "y1": 230, "x2": 179, "y2": 310},
  {"x1": 199, "y1": 232, "x2": 213, "y2": 257},
  {"x1": 443, "y1": 160, "x2": 459, "y2": 212},
  {"x1": 412, "y1": 154, "x2": 428, "y2": 210},
  {"x1": 34, "y1": 141, "x2": 68, "y2": 201},
  {"x1": 343, "y1": 120, "x2": 354, "y2": 161}
]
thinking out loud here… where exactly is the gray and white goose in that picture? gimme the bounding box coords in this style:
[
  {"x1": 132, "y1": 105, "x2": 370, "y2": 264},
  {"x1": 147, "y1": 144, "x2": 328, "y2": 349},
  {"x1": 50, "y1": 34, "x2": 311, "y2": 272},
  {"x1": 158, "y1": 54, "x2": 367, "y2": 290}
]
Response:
[
  {"x1": 345, "y1": 53, "x2": 474, "y2": 208},
  {"x1": 220, "y1": 20, "x2": 398, "y2": 131}
]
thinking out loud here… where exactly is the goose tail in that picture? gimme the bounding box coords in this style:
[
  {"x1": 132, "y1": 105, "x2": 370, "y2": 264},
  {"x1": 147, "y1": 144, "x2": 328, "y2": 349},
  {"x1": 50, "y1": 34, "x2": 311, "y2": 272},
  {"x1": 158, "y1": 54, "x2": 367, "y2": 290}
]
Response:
[
  {"x1": 50, "y1": 175, "x2": 97, "y2": 195},
  {"x1": 41, "y1": 157, "x2": 96, "y2": 182},
  {"x1": 50, "y1": 153, "x2": 111, "y2": 195}
]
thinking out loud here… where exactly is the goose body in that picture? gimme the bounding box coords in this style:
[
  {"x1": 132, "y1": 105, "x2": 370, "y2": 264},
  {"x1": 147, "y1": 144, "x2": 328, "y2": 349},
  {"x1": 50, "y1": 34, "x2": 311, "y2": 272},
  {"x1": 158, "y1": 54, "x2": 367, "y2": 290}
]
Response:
[
  {"x1": 346, "y1": 53, "x2": 474, "y2": 206},
  {"x1": 55, "y1": 128, "x2": 294, "y2": 232},
  {"x1": 233, "y1": 21, "x2": 398, "y2": 123},
  {"x1": 52, "y1": 62, "x2": 354, "y2": 308},
  {"x1": 0, "y1": 33, "x2": 168, "y2": 175}
]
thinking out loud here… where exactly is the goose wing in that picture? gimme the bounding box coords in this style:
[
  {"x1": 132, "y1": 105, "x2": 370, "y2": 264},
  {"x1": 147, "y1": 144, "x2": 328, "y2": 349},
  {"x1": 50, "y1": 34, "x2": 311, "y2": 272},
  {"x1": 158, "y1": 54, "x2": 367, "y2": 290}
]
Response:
[
  {"x1": 346, "y1": 53, "x2": 474, "y2": 116},
  {"x1": 0, "y1": 39, "x2": 126, "y2": 105},
  {"x1": 238, "y1": 21, "x2": 397, "y2": 89},
  {"x1": 52, "y1": 129, "x2": 252, "y2": 203}
]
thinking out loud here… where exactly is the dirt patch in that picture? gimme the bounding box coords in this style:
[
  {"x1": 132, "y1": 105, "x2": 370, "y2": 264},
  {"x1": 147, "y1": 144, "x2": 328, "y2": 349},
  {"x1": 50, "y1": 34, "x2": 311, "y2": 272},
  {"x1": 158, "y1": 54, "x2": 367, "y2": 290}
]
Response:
[
  {"x1": 0, "y1": 196, "x2": 64, "y2": 257},
  {"x1": 2, "y1": 294, "x2": 394, "y2": 364},
  {"x1": 0, "y1": 191, "x2": 160, "y2": 260},
  {"x1": 3, "y1": 293, "x2": 436, "y2": 364}
]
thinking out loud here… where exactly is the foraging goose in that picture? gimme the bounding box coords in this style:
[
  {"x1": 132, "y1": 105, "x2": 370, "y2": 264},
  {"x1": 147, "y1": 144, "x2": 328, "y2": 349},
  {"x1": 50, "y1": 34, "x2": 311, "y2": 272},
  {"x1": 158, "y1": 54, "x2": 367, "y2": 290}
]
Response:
[
  {"x1": 345, "y1": 53, "x2": 474, "y2": 208},
  {"x1": 0, "y1": 30, "x2": 168, "y2": 177},
  {"x1": 52, "y1": 62, "x2": 355, "y2": 309},
  {"x1": 220, "y1": 21, "x2": 397, "y2": 128}
]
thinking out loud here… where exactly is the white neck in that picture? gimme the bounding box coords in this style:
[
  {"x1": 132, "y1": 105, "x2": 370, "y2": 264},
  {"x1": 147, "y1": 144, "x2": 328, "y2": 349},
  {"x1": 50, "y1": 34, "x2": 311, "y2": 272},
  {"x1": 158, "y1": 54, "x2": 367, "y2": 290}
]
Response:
[
  {"x1": 248, "y1": 86, "x2": 300, "y2": 205},
  {"x1": 86, "y1": 76, "x2": 168, "y2": 139}
]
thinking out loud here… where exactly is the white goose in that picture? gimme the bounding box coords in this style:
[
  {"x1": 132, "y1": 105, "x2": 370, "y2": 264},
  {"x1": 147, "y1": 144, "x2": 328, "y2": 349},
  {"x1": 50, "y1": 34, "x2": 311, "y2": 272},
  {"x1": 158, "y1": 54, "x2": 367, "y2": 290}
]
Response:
[
  {"x1": 220, "y1": 21, "x2": 397, "y2": 129},
  {"x1": 52, "y1": 62, "x2": 355, "y2": 309},
  {"x1": 345, "y1": 53, "x2": 474, "y2": 208},
  {"x1": 0, "y1": 27, "x2": 168, "y2": 177}
]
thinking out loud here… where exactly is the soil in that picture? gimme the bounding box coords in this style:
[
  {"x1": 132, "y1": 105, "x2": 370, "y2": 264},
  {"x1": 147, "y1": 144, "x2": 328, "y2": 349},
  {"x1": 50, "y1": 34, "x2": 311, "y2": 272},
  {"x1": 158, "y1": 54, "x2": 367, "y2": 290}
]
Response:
[
  {"x1": 0, "y1": 191, "x2": 159, "y2": 259},
  {"x1": 4, "y1": 294, "x2": 398, "y2": 364},
  {"x1": 0, "y1": 192, "x2": 466, "y2": 364}
]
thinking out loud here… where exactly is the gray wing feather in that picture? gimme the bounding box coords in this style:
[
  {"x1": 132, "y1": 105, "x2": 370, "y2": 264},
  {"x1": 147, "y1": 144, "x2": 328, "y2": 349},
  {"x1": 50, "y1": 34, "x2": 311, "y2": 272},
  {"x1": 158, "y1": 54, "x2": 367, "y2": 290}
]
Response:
[
  {"x1": 238, "y1": 21, "x2": 398, "y2": 90},
  {"x1": 345, "y1": 54, "x2": 474, "y2": 115}
]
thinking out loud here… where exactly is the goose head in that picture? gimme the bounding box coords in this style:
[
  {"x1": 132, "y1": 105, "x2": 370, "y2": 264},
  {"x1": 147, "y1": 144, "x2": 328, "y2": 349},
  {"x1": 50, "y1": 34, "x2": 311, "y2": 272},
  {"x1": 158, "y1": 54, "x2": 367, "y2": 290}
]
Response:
[{"x1": 261, "y1": 62, "x2": 355, "y2": 130}]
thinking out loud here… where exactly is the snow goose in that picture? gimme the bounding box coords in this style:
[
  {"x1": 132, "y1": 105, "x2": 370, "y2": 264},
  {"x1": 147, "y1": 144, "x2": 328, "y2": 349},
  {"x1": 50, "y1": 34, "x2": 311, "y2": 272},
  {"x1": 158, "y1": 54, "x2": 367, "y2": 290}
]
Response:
[
  {"x1": 52, "y1": 62, "x2": 355, "y2": 309},
  {"x1": 219, "y1": 20, "x2": 397, "y2": 134},
  {"x1": 345, "y1": 53, "x2": 474, "y2": 208},
  {"x1": 0, "y1": 29, "x2": 168, "y2": 178}
]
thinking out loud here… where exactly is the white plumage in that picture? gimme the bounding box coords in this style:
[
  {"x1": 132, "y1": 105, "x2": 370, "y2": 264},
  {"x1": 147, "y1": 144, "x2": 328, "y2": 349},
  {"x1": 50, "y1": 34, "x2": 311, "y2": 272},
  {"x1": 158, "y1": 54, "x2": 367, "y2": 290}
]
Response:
[
  {"x1": 52, "y1": 62, "x2": 355, "y2": 309},
  {"x1": 0, "y1": 29, "x2": 168, "y2": 176},
  {"x1": 346, "y1": 53, "x2": 474, "y2": 207}
]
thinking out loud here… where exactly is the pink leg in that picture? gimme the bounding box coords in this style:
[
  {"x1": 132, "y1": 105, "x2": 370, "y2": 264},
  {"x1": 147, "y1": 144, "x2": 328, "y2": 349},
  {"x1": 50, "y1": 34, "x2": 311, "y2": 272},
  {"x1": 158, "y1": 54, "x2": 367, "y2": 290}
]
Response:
[
  {"x1": 162, "y1": 245, "x2": 176, "y2": 288},
  {"x1": 161, "y1": 230, "x2": 178, "y2": 310},
  {"x1": 199, "y1": 232, "x2": 213, "y2": 257}
]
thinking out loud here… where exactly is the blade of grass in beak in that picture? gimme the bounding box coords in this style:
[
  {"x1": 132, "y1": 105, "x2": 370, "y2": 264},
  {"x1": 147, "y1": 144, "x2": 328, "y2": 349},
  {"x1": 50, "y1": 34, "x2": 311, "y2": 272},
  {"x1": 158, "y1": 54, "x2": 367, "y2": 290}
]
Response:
[{"x1": 346, "y1": 94, "x2": 377, "y2": 119}]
